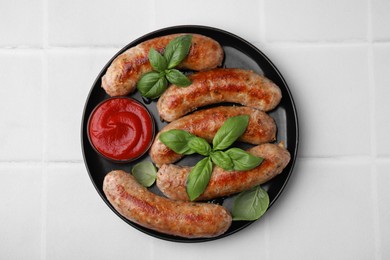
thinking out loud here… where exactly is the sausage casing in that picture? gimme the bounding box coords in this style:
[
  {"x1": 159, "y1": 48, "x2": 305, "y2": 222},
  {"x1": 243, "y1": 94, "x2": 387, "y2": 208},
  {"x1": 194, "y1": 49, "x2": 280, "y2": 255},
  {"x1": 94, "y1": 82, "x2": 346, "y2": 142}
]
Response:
[
  {"x1": 103, "y1": 170, "x2": 232, "y2": 238},
  {"x1": 157, "y1": 68, "x2": 282, "y2": 122},
  {"x1": 150, "y1": 106, "x2": 277, "y2": 167},
  {"x1": 102, "y1": 34, "x2": 224, "y2": 96},
  {"x1": 156, "y1": 143, "x2": 290, "y2": 201}
]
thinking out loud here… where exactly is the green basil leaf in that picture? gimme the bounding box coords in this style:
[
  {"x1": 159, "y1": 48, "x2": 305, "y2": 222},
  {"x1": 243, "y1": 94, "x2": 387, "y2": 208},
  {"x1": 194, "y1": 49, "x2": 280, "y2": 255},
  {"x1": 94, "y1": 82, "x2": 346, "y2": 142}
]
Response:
[
  {"x1": 165, "y1": 69, "x2": 192, "y2": 87},
  {"x1": 225, "y1": 148, "x2": 263, "y2": 171},
  {"x1": 187, "y1": 136, "x2": 211, "y2": 156},
  {"x1": 232, "y1": 185, "x2": 269, "y2": 221},
  {"x1": 186, "y1": 157, "x2": 213, "y2": 201},
  {"x1": 148, "y1": 48, "x2": 167, "y2": 72},
  {"x1": 131, "y1": 161, "x2": 157, "y2": 187},
  {"x1": 163, "y1": 35, "x2": 192, "y2": 69},
  {"x1": 210, "y1": 151, "x2": 234, "y2": 171},
  {"x1": 137, "y1": 72, "x2": 168, "y2": 99},
  {"x1": 212, "y1": 115, "x2": 250, "y2": 151},
  {"x1": 159, "y1": 130, "x2": 197, "y2": 155}
]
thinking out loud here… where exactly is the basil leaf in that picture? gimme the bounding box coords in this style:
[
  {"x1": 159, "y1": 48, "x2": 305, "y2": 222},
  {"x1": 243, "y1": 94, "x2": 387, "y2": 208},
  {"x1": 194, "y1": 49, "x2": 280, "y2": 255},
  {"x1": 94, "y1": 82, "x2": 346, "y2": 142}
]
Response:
[
  {"x1": 187, "y1": 136, "x2": 211, "y2": 156},
  {"x1": 166, "y1": 69, "x2": 192, "y2": 87},
  {"x1": 212, "y1": 115, "x2": 250, "y2": 151},
  {"x1": 137, "y1": 72, "x2": 168, "y2": 99},
  {"x1": 186, "y1": 157, "x2": 213, "y2": 201},
  {"x1": 159, "y1": 130, "x2": 197, "y2": 155},
  {"x1": 148, "y1": 48, "x2": 167, "y2": 72},
  {"x1": 225, "y1": 148, "x2": 263, "y2": 171},
  {"x1": 210, "y1": 151, "x2": 234, "y2": 171},
  {"x1": 131, "y1": 161, "x2": 157, "y2": 187},
  {"x1": 232, "y1": 185, "x2": 269, "y2": 221},
  {"x1": 163, "y1": 35, "x2": 192, "y2": 69}
]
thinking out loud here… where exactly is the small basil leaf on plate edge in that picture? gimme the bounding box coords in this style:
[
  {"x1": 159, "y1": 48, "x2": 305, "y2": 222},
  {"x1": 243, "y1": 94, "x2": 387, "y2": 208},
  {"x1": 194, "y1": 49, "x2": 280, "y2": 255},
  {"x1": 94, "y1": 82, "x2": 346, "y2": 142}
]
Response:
[
  {"x1": 131, "y1": 161, "x2": 157, "y2": 187},
  {"x1": 232, "y1": 185, "x2": 269, "y2": 221}
]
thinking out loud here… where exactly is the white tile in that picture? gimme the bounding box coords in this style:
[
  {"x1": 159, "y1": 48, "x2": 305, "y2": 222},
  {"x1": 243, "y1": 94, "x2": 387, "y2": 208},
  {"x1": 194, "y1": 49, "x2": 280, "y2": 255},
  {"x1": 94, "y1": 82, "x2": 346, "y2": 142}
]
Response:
[
  {"x1": 46, "y1": 164, "x2": 154, "y2": 259},
  {"x1": 264, "y1": 0, "x2": 367, "y2": 42},
  {"x1": 0, "y1": 165, "x2": 42, "y2": 259},
  {"x1": 373, "y1": 45, "x2": 390, "y2": 156},
  {"x1": 263, "y1": 45, "x2": 370, "y2": 158},
  {"x1": 372, "y1": 0, "x2": 390, "y2": 41},
  {"x1": 0, "y1": 51, "x2": 43, "y2": 161},
  {"x1": 152, "y1": 219, "x2": 267, "y2": 260},
  {"x1": 155, "y1": 0, "x2": 262, "y2": 44},
  {"x1": 267, "y1": 158, "x2": 375, "y2": 259},
  {"x1": 48, "y1": 0, "x2": 153, "y2": 46},
  {"x1": 377, "y1": 161, "x2": 390, "y2": 259},
  {"x1": 46, "y1": 49, "x2": 116, "y2": 161},
  {"x1": 0, "y1": 0, "x2": 43, "y2": 46}
]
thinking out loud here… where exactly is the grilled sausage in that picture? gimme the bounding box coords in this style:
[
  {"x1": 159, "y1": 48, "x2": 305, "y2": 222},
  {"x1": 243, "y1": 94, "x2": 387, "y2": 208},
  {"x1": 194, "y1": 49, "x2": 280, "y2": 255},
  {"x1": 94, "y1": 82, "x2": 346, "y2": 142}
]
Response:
[
  {"x1": 103, "y1": 170, "x2": 232, "y2": 238},
  {"x1": 102, "y1": 34, "x2": 224, "y2": 96},
  {"x1": 157, "y1": 68, "x2": 282, "y2": 122},
  {"x1": 150, "y1": 106, "x2": 277, "y2": 167},
  {"x1": 156, "y1": 143, "x2": 290, "y2": 201}
]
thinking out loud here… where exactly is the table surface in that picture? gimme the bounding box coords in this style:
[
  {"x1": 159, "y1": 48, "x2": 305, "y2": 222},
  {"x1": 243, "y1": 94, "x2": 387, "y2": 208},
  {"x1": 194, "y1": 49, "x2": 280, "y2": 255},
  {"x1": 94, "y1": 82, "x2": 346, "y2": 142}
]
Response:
[{"x1": 0, "y1": 0, "x2": 389, "y2": 259}]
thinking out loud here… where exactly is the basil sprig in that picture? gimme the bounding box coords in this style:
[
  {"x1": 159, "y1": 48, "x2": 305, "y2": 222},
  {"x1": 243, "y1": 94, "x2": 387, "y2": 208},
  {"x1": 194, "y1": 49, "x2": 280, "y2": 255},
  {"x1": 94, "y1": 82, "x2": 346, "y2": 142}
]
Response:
[
  {"x1": 159, "y1": 115, "x2": 263, "y2": 201},
  {"x1": 137, "y1": 35, "x2": 192, "y2": 99},
  {"x1": 232, "y1": 185, "x2": 269, "y2": 221}
]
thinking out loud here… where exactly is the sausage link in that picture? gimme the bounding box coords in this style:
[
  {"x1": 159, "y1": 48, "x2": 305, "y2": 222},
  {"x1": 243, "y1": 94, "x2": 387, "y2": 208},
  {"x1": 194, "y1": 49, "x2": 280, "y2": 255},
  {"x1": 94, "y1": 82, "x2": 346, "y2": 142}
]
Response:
[
  {"x1": 157, "y1": 68, "x2": 282, "y2": 122},
  {"x1": 102, "y1": 34, "x2": 224, "y2": 96},
  {"x1": 103, "y1": 170, "x2": 232, "y2": 238},
  {"x1": 150, "y1": 106, "x2": 277, "y2": 167},
  {"x1": 156, "y1": 143, "x2": 290, "y2": 201}
]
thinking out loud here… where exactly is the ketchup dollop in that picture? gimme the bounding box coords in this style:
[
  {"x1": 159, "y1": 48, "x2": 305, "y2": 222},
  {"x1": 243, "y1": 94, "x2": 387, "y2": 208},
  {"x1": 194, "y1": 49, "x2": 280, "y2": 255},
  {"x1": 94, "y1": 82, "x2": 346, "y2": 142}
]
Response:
[{"x1": 88, "y1": 97, "x2": 154, "y2": 162}]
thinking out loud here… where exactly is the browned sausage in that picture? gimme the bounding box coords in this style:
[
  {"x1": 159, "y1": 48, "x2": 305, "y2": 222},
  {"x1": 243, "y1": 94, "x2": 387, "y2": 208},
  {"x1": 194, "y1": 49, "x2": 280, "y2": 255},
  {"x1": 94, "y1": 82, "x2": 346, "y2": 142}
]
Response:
[
  {"x1": 150, "y1": 106, "x2": 276, "y2": 167},
  {"x1": 156, "y1": 143, "x2": 290, "y2": 201},
  {"x1": 102, "y1": 34, "x2": 224, "y2": 96},
  {"x1": 103, "y1": 170, "x2": 232, "y2": 238},
  {"x1": 157, "y1": 68, "x2": 282, "y2": 122}
]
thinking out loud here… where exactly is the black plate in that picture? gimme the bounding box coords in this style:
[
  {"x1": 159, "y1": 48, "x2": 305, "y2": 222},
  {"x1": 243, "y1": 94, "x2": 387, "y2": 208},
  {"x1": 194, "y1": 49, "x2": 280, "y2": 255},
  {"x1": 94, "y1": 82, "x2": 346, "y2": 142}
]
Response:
[{"x1": 81, "y1": 25, "x2": 299, "y2": 242}]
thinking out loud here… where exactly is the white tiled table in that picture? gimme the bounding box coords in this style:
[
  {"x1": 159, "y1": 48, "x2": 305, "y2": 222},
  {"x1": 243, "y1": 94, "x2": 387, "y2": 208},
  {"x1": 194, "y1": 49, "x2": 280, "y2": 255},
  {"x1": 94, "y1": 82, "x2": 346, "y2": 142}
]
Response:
[{"x1": 1, "y1": 0, "x2": 389, "y2": 259}]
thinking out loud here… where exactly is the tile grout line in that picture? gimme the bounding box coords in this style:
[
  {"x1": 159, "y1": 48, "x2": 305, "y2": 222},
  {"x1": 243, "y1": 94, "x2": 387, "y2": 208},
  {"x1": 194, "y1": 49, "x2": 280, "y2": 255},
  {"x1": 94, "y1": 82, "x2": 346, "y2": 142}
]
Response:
[
  {"x1": 40, "y1": 53, "x2": 48, "y2": 260},
  {"x1": 1, "y1": 41, "x2": 390, "y2": 52},
  {"x1": 367, "y1": 0, "x2": 381, "y2": 258},
  {"x1": 40, "y1": 0, "x2": 49, "y2": 258},
  {"x1": 259, "y1": 1, "x2": 270, "y2": 259}
]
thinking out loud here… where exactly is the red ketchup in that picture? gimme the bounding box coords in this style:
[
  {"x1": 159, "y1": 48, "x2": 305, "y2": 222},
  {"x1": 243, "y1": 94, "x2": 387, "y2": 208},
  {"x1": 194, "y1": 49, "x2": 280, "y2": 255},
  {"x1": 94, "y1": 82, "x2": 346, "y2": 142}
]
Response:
[{"x1": 88, "y1": 97, "x2": 154, "y2": 162}]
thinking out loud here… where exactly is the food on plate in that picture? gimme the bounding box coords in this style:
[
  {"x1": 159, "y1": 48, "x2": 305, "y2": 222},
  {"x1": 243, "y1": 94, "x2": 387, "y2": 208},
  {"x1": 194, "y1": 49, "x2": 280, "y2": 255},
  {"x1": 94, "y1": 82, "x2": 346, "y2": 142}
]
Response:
[
  {"x1": 102, "y1": 34, "x2": 224, "y2": 96},
  {"x1": 156, "y1": 143, "x2": 290, "y2": 201},
  {"x1": 89, "y1": 30, "x2": 295, "y2": 240},
  {"x1": 88, "y1": 97, "x2": 154, "y2": 162},
  {"x1": 103, "y1": 170, "x2": 232, "y2": 238},
  {"x1": 157, "y1": 68, "x2": 282, "y2": 122},
  {"x1": 149, "y1": 106, "x2": 277, "y2": 167}
]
